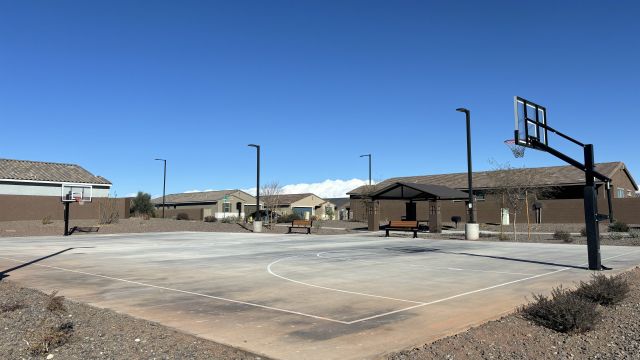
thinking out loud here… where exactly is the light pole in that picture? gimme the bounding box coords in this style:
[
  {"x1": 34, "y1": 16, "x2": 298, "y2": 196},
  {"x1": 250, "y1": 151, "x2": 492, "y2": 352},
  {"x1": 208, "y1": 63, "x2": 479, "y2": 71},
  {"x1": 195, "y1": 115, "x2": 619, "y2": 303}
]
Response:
[
  {"x1": 360, "y1": 154, "x2": 371, "y2": 185},
  {"x1": 248, "y1": 144, "x2": 261, "y2": 231},
  {"x1": 154, "y1": 158, "x2": 167, "y2": 219},
  {"x1": 456, "y1": 108, "x2": 479, "y2": 240}
]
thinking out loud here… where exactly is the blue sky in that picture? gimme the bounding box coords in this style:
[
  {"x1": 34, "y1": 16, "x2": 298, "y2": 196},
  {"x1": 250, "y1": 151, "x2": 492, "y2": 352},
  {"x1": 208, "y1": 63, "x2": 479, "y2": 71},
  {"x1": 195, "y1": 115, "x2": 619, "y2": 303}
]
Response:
[{"x1": 1, "y1": 1, "x2": 638, "y2": 198}]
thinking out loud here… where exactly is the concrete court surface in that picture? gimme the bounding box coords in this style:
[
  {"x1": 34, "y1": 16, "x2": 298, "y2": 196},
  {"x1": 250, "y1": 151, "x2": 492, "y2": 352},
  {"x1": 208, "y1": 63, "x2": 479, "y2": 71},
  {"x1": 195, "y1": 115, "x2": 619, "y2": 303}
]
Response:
[{"x1": 1, "y1": 232, "x2": 640, "y2": 360}]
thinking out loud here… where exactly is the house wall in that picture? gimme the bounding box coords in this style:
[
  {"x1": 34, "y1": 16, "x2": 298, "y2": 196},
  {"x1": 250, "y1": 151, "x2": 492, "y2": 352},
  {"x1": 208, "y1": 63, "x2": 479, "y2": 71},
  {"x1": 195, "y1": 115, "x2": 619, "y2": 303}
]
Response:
[
  {"x1": 350, "y1": 197, "x2": 640, "y2": 225},
  {"x1": 0, "y1": 195, "x2": 130, "y2": 221},
  {"x1": 610, "y1": 167, "x2": 638, "y2": 198},
  {"x1": 156, "y1": 191, "x2": 259, "y2": 220},
  {"x1": 0, "y1": 182, "x2": 111, "y2": 197}
]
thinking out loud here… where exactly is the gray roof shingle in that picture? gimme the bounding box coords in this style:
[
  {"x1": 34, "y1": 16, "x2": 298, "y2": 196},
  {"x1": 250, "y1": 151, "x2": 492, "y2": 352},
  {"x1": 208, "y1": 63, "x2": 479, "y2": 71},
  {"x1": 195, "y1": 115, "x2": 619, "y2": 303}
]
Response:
[
  {"x1": 348, "y1": 162, "x2": 634, "y2": 195},
  {"x1": 0, "y1": 158, "x2": 111, "y2": 185},
  {"x1": 152, "y1": 190, "x2": 250, "y2": 204},
  {"x1": 261, "y1": 193, "x2": 317, "y2": 205}
]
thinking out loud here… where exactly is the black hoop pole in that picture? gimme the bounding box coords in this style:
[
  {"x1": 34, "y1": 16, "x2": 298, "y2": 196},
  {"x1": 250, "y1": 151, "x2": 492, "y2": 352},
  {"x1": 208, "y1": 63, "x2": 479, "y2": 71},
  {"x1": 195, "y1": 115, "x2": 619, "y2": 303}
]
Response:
[
  {"x1": 583, "y1": 144, "x2": 602, "y2": 270},
  {"x1": 63, "y1": 202, "x2": 70, "y2": 236}
]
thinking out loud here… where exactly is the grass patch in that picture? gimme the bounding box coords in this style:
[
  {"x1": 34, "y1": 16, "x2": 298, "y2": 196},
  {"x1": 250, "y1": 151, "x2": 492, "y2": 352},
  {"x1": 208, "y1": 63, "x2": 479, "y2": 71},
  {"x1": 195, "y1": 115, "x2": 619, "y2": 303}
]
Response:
[
  {"x1": 575, "y1": 273, "x2": 629, "y2": 306},
  {"x1": 45, "y1": 291, "x2": 66, "y2": 313},
  {"x1": 29, "y1": 321, "x2": 74, "y2": 355},
  {"x1": 553, "y1": 230, "x2": 572, "y2": 243},
  {"x1": 0, "y1": 302, "x2": 25, "y2": 313},
  {"x1": 609, "y1": 221, "x2": 629, "y2": 233},
  {"x1": 520, "y1": 286, "x2": 599, "y2": 333}
]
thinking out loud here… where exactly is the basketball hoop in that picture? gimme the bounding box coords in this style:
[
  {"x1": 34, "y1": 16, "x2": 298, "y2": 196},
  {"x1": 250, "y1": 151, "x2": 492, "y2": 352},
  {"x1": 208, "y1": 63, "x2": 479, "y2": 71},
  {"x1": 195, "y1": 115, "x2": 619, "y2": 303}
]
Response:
[
  {"x1": 74, "y1": 196, "x2": 85, "y2": 206},
  {"x1": 504, "y1": 139, "x2": 526, "y2": 158}
]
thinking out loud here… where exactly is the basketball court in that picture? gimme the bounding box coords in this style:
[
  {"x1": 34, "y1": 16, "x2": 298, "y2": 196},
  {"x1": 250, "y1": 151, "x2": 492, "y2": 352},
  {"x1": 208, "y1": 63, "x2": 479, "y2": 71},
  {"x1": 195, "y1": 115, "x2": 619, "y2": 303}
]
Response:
[{"x1": 1, "y1": 231, "x2": 640, "y2": 360}]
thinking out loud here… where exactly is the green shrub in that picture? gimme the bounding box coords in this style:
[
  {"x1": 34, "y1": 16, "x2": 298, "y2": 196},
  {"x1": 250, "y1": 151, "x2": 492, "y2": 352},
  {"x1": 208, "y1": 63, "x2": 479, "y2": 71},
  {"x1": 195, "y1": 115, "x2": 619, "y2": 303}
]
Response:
[
  {"x1": 42, "y1": 216, "x2": 53, "y2": 225},
  {"x1": 221, "y1": 216, "x2": 238, "y2": 223},
  {"x1": 576, "y1": 273, "x2": 629, "y2": 306},
  {"x1": 609, "y1": 221, "x2": 629, "y2": 232},
  {"x1": 580, "y1": 227, "x2": 587, "y2": 237},
  {"x1": 176, "y1": 213, "x2": 189, "y2": 220},
  {"x1": 520, "y1": 286, "x2": 599, "y2": 333},
  {"x1": 608, "y1": 232, "x2": 623, "y2": 240},
  {"x1": 629, "y1": 229, "x2": 640, "y2": 239},
  {"x1": 498, "y1": 232, "x2": 510, "y2": 241},
  {"x1": 204, "y1": 216, "x2": 217, "y2": 222},
  {"x1": 553, "y1": 230, "x2": 572, "y2": 243},
  {"x1": 131, "y1": 192, "x2": 155, "y2": 217},
  {"x1": 277, "y1": 213, "x2": 301, "y2": 223}
]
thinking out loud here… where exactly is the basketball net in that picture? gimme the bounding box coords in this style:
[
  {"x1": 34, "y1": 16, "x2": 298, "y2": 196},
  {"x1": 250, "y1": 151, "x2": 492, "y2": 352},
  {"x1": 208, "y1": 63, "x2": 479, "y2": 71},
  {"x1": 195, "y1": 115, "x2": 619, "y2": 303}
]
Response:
[
  {"x1": 504, "y1": 139, "x2": 526, "y2": 158},
  {"x1": 74, "y1": 196, "x2": 85, "y2": 206}
]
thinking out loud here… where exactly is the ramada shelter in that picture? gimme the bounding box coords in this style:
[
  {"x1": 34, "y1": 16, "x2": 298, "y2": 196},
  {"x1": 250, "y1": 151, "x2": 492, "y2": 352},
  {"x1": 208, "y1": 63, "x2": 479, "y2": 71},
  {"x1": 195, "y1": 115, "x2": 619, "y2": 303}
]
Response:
[
  {"x1": 152, "y1": 190, "x2": 260, "y2": 221},
  {"x1": 348, "y1": 162, "x2": 639, "y2": 225},
  {"x1": 0, "y1": 158, "x2": 125, "y2": 221}
]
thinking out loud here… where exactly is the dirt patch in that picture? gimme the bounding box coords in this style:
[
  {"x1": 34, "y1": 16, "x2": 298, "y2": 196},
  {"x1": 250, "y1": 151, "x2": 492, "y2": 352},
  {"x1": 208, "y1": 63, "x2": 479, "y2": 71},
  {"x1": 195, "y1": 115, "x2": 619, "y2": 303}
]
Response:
[
  {"x1": 0, "y1": 280, "x2": 268, "y2": 359},
  {"x1": 388, "y1": 267, "x2": 640, "y2": 359}
]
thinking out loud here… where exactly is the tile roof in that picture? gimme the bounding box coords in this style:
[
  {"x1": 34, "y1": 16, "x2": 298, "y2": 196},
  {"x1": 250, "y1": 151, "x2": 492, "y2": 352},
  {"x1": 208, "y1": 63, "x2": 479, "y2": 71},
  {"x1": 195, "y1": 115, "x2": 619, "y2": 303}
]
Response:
[
  {"x1": 0, "y1": 158, "x2": 111, "y2": 185},
  {"x1": 261, "y1": 193, "x2": 318, "y2": 205},
  {"x1": 348, "y1": 162, "x2": 630, "y2": 195},
  {"x1": 325, "y1": 197, "x2": 350, "y2": 208},
  {"x1": 152, "y1": 189, "x2": 248, "y2": 204}
]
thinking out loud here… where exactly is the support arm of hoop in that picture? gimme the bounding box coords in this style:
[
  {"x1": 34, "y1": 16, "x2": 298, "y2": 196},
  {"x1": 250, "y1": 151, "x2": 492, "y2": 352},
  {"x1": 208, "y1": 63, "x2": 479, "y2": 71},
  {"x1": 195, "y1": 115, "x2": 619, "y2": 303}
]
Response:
[{"x1": 529, "y1": 139, "x2": 611, "y2": 182}]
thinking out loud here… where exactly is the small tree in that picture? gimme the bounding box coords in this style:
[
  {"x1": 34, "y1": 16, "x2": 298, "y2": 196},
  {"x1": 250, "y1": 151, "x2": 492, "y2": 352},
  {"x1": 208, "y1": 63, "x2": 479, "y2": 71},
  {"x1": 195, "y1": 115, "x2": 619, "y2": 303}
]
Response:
[
  {"x1": 99, "y1": 193, "x2": 120, "y2": 224},
  {"x1": 261, "y1": 181, "x2": 283, "y2": 228},
  {"x1": 325, "y1": 206, "x2": 335, "y2": 220},
  {"x1": 131, "y1": 191, "x2": 155, "y2": 217},
  {"x1": 488, "y1": 161, "x2": 555, "y2": 241}
]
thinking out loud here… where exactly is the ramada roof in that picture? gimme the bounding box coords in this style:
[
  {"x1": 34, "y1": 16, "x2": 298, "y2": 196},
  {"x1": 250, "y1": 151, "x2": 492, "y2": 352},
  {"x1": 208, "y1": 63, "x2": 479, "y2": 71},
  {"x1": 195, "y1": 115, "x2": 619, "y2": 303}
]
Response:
[
  {"x1": 0, "y1": 158, "x2": 111, "y2": 185},
  {"x1": 348, "y1": 162, "x2": 637, "y2": 195},
  {"x1": 152, "y1": 189, "x2": 252, "y2": 204}
]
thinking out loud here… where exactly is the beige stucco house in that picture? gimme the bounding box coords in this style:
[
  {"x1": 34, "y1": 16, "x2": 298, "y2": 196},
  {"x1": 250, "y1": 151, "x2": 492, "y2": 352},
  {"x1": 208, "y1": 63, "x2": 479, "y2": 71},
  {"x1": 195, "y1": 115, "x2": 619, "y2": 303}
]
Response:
[
  {"x1": 262, "y1": 193, "x2": 333, "y2": 220},
  {"x1": 152, "y1": 189, "x2": 260, "y2": 220}
]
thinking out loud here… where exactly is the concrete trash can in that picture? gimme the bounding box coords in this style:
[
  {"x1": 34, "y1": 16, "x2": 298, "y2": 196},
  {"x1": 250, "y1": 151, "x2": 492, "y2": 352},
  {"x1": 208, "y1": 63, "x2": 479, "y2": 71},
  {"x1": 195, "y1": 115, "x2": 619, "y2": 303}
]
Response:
[
  {"x1": 465, "y1": 223, "x2": 479, "y2": 240},
  {"x1": 253, "y1": 221, "x2": 263, "y2": 233}
]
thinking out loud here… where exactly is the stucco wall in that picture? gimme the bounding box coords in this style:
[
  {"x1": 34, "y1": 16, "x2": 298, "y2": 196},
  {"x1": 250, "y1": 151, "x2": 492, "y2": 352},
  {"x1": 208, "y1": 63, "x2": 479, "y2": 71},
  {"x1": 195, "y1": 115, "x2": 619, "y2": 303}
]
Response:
[{"x1": 0, "y1": 195, "x2": 130, "y2": 221}]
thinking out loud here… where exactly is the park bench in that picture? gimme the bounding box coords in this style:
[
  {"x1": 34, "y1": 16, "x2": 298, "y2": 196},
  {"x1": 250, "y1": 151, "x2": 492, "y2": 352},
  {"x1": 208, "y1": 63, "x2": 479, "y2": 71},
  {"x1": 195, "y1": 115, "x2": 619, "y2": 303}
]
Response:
[
  {"x1": 288, "y1": 219, "x2": 312, "y2": 234},
  {"x1": 385, "y1": 220, "x2": 419, "y2": 238}
]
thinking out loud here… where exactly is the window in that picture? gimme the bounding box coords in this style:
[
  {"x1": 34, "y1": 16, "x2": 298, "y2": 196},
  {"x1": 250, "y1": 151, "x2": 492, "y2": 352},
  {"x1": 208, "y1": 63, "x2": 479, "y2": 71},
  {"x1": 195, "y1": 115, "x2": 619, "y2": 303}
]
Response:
[
  {"x1": 223, "y1": 202, "x2": 231, "y2": 212},
  {"x1": 616, "y1": 188, "x2": 625, "y2": 198}
]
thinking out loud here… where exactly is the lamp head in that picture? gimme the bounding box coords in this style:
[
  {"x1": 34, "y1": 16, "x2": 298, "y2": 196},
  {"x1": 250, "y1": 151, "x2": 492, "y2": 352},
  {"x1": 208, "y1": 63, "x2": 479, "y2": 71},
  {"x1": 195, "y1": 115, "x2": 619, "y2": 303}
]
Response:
[
  {"x1": 248, "y1": 144, "x2": 259, "y2": 148},
  {"x1": 456, "y1": 108, "x2": 469, "y2": 113}
]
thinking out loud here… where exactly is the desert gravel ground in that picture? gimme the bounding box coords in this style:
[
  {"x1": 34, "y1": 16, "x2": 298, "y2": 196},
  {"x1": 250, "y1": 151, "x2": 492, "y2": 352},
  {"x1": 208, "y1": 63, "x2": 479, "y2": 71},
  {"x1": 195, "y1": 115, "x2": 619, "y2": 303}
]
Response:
[
  {"x1": 389, "y1": 267, "x2": 640, "y2": 360},
  {"x1": 0, "y1": 218, "x2": 368, "y2": 238},
  {"x1": 0, "y1": 280, "x2": 269, "y2": 360}
]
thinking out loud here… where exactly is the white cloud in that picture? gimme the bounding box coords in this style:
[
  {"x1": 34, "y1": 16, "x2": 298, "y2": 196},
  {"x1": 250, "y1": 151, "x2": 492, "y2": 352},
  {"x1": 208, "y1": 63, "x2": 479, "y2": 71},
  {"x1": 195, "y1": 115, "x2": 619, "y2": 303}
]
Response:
[
  {"x1": 183, "y1": 189, "x2": 215, "y2": 193},
  {"x1": 243, "y1": 178, "x2": 371, "y2": 198}
]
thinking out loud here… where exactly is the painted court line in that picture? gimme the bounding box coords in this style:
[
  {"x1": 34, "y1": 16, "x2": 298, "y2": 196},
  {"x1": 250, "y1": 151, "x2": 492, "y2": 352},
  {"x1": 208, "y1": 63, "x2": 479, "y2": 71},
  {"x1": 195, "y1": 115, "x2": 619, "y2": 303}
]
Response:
[
  {"x1": 0, "y1": 255, "x2": 350, "y2": 325},
  {"x1": 316, "y1": 250, "x2": 537, "y2": 276},
  {"x1": 345, "y1": 249, "x2": 640, "y2": 324},
  {"x1": 267, "y1": 255, "x2": 426, "y2": 305},
  {"x1": 2, "y1": 249, "x2": 639, "y2": 325}
]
